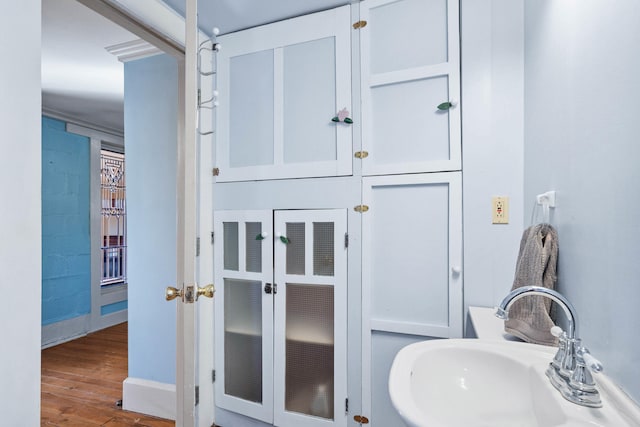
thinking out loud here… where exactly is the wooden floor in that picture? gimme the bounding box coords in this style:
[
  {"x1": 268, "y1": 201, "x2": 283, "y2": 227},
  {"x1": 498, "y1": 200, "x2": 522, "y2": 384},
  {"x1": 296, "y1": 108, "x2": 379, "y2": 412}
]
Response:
[{"x1": 41, "y1": 322, "x2": 175, "y2": 427}]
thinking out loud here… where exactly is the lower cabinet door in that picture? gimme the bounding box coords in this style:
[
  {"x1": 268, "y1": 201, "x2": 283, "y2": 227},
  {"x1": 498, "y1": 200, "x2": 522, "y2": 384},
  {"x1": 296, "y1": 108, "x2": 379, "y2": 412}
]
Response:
[{"x1": 214, "y1": 209, "x2": 348, "y2": 427}]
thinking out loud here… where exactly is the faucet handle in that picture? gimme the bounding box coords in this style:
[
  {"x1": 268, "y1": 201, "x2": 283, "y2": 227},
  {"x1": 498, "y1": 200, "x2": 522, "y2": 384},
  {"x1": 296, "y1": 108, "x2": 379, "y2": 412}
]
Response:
[
  {"x1": 550, "y1": 326, "x2": 564, "y2": 338},
  {"x1": 549, "y1": 326, "x2": 567, "y2": 371},
  {"x1": 579, "y1": 348, "x2": 603, "y2": 373}
]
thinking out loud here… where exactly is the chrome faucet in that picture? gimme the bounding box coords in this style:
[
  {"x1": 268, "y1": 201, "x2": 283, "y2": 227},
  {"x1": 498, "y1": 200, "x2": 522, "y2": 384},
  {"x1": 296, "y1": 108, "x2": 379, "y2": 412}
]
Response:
[{"x1": 496, "y1": 286, "x2": 603, "y2": 408}]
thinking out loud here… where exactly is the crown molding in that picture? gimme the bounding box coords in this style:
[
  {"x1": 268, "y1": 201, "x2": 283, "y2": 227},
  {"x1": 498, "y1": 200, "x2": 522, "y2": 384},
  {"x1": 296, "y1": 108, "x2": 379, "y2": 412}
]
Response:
[
  {"x1": 106, "y1": 38, "x2": 163, "y2": 62},
  {"x1": 42, "y1": 108, "x2": 124, "y2": 139}
]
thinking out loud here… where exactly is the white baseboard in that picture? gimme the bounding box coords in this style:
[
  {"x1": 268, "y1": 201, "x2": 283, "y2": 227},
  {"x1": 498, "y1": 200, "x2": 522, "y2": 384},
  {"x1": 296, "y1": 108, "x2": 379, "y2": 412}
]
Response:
[
  {"x1": 96, "y1": 309, "x2": 128, "y2": 331},
  {"x1": 123, "y1": 377, "x2": 176, "y2": 421},
  {"x1": 41, "y1": 315, "x2": 90, "y2": 348}
]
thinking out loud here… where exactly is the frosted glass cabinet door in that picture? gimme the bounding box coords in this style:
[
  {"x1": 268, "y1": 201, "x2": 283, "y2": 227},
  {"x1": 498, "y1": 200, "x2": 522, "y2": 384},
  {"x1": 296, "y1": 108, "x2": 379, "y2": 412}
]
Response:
[
  {"x1": 213, "y1": 210, "x2": 274, "y2": 423},
  {"x1": 216, "y1": 6, "x2": 352, "y2": 182},
  {"x1": 360, "y1": 0, "x2": 461, "y2": 175},
  {"x1": 273, "y1": 209, "x2": 348, "y2": 427}
]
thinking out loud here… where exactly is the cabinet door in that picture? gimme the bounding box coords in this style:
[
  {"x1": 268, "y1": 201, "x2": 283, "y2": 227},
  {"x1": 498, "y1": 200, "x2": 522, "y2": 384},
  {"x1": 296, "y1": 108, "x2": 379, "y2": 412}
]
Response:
[
  {"x1": 361, "y1": 173, "x2": 462, "y2": 425},
  {"x1": 213, "y1": 210, "x2": 274, "y2": 423},
  {"x1": 216, "y1": 6, "x2": 352, "y2": 182},
  {"x1": 360, "y1": 0, "x2": 461, "y2": 175},
  {"x1": 273, "y1": 210, "x2": 348, "y2": 427}
]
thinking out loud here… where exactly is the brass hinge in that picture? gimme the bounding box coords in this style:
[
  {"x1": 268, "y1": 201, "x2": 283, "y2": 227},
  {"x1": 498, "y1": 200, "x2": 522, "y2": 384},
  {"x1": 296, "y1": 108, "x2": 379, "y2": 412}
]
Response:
[
  {"x1": 212, "y1": 167, "x2": 220, "y2": 176},
  {"x1": 354, "y1": 415, "x2": 369, "y2": 424},
  {"x1": 353, "y1": 20, "x2": 367, "y2": 29},
  {"x1": 354, "y1": 151, "x2": 369, "y2": 159},
  {"x1": 354, "y1": 205, "x2": 369, "y2": 213}
]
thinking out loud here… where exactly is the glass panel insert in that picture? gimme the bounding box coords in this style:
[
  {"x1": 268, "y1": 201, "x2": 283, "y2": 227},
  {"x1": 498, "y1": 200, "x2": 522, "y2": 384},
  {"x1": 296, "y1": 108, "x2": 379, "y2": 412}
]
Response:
[
  {"x1": 371, "y1": 76, "x2": 450, "y2": 164},
  {"x1": 286, "y1": 222, "x2": 305, "y2": 275},
  {"x1": 313, "y1": 222, "x2": 334, "y2": 276},
  {"x1": 285, "y1": 283, "x2": 334, "y2": 419},
  {"x1": 230, "y1": 50, "x2": 275, "y2": 167},
  {"x1": 283, "y1": 37, "x2": 337, "y2": 164},
  {"x1": 224, "y1": 278, "x2": 263, "y2": 403},
  {"x1": 370, "y1": 0, "x2": 448, "y2": 74},
  {"x1": 246, "y1": 222, "x2": 262, "y2": 273},
  {"x1": 223, "y1": 222, "x2": 239, "y2": 271}
]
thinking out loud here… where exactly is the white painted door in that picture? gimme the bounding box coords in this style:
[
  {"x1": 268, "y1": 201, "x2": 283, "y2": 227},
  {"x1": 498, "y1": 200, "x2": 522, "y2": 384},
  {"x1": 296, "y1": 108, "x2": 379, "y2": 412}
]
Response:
[
  {"x1": 360, "y1": 0, "x2": 461, "y2": 176},
  {"x1": 213, "y1": 210, "x2": 275, "y2": 423},
  {"x1": 213, "y1": 209, "x2": 348, "y2": 427},
  {"x1": 174, "y1": 1, "x2": 216, "y2": 425},
  {"x1": 361, "y1": 172, "x2": 463, "y2": 426},
  {"x1": 273, "y1": 209, "x2": 348, "y2": 427},
  {"x1": 215, "y1": 6, "x2": 352, "y2": 182}
]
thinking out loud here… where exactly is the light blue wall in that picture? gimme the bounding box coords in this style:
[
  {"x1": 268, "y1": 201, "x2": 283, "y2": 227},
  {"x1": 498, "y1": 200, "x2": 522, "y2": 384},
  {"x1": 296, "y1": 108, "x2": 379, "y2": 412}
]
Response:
[
  {"x1": 125, "y1": 54, "x2": 178, "y2": 384},
  {"x1": 524, "y1": 1, "x2": 640, "y2": 404},
  {"x1": 461, "y1": 0, "x2": 525, "y2": 316},
  {"x1": 41, "y1": 116, "x2": 91, "y2": 325}
]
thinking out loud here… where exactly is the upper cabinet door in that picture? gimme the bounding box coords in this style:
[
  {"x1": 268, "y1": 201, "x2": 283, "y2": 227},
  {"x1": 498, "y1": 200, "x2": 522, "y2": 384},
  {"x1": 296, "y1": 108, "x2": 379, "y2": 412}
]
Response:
[
  {"x1": 216, "y1": 6, "x2": 352, "y2": 182},
  {"x1": 360, "y1": 0, "x2": 461, "y2": 176}
]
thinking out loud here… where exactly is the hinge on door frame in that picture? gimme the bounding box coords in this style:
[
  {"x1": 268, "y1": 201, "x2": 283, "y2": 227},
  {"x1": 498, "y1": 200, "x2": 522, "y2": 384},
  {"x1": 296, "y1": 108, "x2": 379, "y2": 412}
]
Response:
[
  {"x1": 196, "y1": 237, "x2": 200, "y2": 256},
  {"x1": 212, "y1": 369, "x2": 216, "y2": 383},
  {"x1": 273, "y1": 283, "x2": 277, "y2": 294},
  {"x1": 211, "y1": 231, "x2": 214, "y2": 244},
  {"x1": 354, "y1": 205, "x2": 369, "y2": 213},
  {"x1": 354, "y1": 415, "x2": 370, "y2": 424},
  {"x1": 344, "y1": 233, "x2": 349, "y2": 248},
  {"x1": 353, "y1": 20, "x2": 367, "y2": 29},
  {"x1": 345, "y1": 398, "x2": 349, "y2": 414},
  {"x1": 195, "y1": 385, "x2": 200, "y2": 406}
]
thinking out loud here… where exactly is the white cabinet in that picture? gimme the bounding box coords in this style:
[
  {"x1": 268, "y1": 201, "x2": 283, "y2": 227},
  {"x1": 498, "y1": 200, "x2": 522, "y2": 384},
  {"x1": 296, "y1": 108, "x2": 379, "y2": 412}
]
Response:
[
  {"x1": 211, "y1": 2, "x2": 463, "y2": 426},
  {"x1": 360, "y1": 0, "x2": 461, "y2": 176},
  {"x1": 361, "y1": 172, "x2": 463, "y2": 425},
  {"x1": 214, "y1": 209, "x2": 348, "y2": 427},
  {"x1": 216, "y1": 6, "x2": 352, "y2": 182}
]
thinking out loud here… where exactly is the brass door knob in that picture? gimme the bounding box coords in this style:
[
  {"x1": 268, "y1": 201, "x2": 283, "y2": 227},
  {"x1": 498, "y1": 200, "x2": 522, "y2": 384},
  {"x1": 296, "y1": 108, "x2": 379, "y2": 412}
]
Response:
[
  {"x1": 197, "y1": 284, "x2": 215, "y2": 300},
  {"x1": 165, "y1": 286, "x2": 183, "y2": 301}
]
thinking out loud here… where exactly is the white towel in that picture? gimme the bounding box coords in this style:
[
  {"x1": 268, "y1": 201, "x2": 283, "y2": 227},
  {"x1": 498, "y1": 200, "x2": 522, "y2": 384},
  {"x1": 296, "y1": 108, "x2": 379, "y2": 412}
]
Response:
[{"x1": 504, "y1": 223, "x2": 559, "y2": 346}]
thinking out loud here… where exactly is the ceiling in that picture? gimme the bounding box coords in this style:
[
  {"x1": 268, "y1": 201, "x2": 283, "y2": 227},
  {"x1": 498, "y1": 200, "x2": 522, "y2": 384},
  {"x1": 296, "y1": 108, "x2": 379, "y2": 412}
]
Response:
[
  {"x1": 41, "y1": 0, "x2": 352, "y2": 135},
  {"x1": 41, "y1": 0, "x2": 135, "y2": 134},
  {"x1": 163, "y1": 0, "x2": 352, "y2": 36}
]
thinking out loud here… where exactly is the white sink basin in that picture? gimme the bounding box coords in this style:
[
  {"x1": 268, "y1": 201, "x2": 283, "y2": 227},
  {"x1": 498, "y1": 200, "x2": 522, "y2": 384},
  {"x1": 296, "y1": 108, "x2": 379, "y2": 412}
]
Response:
[{"x1": 389, "y1": 339, "x2": 640, "y2": 427}]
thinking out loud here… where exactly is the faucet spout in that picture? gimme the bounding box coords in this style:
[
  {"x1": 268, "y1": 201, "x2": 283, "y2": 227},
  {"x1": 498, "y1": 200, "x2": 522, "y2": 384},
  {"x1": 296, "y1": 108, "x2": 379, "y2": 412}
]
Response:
[
  {"x1": 496, "y1": 285, "x2": 579, "y2": 339},
  {"x1": 495, "y1": 286, "x2": 602, "y2": 408}
]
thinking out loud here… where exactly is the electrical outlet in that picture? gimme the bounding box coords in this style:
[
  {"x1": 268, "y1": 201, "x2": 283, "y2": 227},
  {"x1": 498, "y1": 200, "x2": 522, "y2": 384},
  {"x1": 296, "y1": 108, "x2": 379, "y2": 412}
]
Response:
[{"x1": 492, "y1": 196, "x2": 509, "y2": 224}]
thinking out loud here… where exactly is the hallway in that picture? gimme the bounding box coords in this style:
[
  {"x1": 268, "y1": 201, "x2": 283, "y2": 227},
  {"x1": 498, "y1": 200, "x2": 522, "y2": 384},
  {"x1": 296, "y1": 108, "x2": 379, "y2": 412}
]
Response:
[{"x1": 41, "y1": 323, "x2": 175, "y2": 426}]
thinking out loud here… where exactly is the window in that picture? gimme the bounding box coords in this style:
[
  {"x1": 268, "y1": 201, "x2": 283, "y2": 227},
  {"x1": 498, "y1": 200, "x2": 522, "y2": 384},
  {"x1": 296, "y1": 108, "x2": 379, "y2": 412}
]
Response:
[{"x1": 101, "y1": 150, "x2": 127, "y2": 286}]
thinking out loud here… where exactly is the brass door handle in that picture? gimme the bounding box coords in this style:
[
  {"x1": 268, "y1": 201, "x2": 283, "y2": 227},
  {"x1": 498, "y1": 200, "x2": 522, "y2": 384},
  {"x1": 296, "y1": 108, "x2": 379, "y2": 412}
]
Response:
[
  {"x1": 166, "y1": 284, "x2": 215, "y2": 302},
  {"x1": 196, "y1": 284, "x2": 215, "y2": 300},
  {"x1": 166, "y1": 286, "x2": 183, "y2": 301}
]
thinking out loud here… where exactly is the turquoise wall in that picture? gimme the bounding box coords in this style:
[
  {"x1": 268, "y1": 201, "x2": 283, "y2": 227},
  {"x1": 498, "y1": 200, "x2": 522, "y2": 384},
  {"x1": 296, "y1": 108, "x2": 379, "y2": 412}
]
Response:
[
  {"x1": 125, "y1": 54, "x2": 178, "y2": 385},
  {"x1": 41, "y1": 116, "x2": 91, "y2": 325}
]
